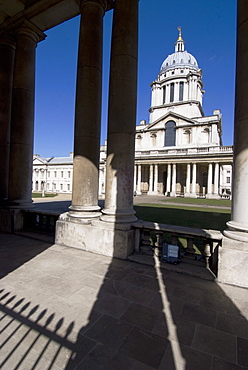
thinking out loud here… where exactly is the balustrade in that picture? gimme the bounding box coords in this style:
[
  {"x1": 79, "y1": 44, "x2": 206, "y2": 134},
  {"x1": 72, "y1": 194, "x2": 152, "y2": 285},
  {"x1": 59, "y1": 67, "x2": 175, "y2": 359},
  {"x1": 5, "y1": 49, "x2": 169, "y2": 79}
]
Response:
[{"x1": 132, "y1": 220, "x2": 222, "y2": 276}]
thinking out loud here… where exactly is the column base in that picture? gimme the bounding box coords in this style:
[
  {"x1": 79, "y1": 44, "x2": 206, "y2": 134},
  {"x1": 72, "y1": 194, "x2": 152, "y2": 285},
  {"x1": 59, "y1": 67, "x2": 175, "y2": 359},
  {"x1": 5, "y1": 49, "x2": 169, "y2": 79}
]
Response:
[
  {"x1": 206, "y1": 194, "x2": 220, "y2": 199},
  {"x1": 101, "y1": 208, "x2": 137, "y2": 223},
  {"x1": 55, "y1": 212, "x2": 135, "y2": 259},
  {"x1": 218, "y1": 232, "x2": 248, "y2": 288},
  {"x1": 69, "y1": 205, "x2": 101, "y2": 219},
  {"x1": 185, "y1": 193, "x2": 197, "y2": 198}
]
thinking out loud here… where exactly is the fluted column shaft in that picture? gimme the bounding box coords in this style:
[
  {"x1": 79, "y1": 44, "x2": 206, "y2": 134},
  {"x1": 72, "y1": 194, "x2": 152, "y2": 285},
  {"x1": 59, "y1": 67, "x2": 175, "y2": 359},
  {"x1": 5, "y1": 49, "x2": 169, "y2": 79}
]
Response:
[
  {"x1": 166, "y1": 164, "x2": 171, "y2": 195},
  {"x1": 102, "y1": 0, "x2": 138, "y2": 223},
  {"x1": 214, "y1": 163, "x2": 219, "y2": 195},
  {"x1": 148, "y1": 164, "x2": 153, "y2": 194},
  {"x1": 0, "y1": 34, "x2": 15, "y2": 202},
  {"x1": 171, "y1": 163, "x2": 176, "y2": 196},
  {"x1": 207, "y1": 163, "x2": 213, "y2": 196},
  {"x1": 154, "y1": 164, "x2": 158, "y2": 194},
  {"x1": 137, "y1": 164, "x2": 141, "y2": 195},
  {"x1": 8, "y1": 26, "x2": 44, "y2": 207},
  {"x1": 191, "y1": 163, "x2": 197, "y2": 196},
  {"x1": 185, "y1": 163, "x2": 191, "y2": 195},
  {"x1": 70, "y1": 0, "x2": 107, "y2": 218}
]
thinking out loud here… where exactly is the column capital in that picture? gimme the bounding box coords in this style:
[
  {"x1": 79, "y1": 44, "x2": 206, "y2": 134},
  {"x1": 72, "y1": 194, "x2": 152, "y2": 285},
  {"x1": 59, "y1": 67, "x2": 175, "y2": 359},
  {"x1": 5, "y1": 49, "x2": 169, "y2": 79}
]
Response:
[
  {"x1": 79, "y1": 0, "x2": 114, "y2": 12},
  {"x1": 13, "y1": 20, "x2": 46, "y2": 44}
]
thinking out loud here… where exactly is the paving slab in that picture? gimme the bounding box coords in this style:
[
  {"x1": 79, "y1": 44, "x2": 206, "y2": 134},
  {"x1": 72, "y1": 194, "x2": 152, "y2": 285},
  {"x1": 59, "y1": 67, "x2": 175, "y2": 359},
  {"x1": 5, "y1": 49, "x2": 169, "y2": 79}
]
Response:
[{"x1": 0, "y1": 232, "x2": 248, "y2": 369}]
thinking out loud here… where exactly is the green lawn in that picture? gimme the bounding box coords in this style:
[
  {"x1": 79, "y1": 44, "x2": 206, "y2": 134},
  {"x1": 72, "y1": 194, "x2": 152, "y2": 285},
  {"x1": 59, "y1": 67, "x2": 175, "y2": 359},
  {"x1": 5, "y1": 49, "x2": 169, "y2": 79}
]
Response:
[
  {"x1": 32, "y1": 193, "x2": 57, "y2": 198},
  {"x1": 134, "y1": 203, "x2": 231, "y2": 231},
  {"x1": 162, "y1": 197, "x2": 231, "y2": 207}
]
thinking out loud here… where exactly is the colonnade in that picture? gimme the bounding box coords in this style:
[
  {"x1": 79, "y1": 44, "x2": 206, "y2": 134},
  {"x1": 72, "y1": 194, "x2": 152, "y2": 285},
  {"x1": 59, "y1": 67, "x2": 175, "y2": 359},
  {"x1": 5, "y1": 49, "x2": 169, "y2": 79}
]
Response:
[
  {"x1": 134, "y1": 161, "x2": 221, "y2": 198},
  {"x1": 0, "y1": 0, "x2": 138, "y2": 222},
  {"x1": 0, "y1": 25, "x2": 45, "y2": 208}
]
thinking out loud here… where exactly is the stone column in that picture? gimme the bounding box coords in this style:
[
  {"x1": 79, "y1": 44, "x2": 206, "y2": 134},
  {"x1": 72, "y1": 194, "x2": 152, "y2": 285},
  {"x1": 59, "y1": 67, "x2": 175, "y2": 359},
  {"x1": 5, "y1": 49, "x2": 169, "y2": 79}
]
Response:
[
  {"x1": 185, "y1": 163, "x2": 191, "y2": 196},
  {"x1": 154, "y1": 164, "x2": 158, "y2": 195},
  {"x1": 0, "y1": 33, "x2": 15, "y2": 203},
  {"x1": 219, "y1": 0, "x2": 248, "y2": 288},
  {"x1": 148, "y1": 164, "x2": 154, "y2": 194},
  {"x1": 133, "y1": 164, "x2": 137, "y2": 193},
  {"x1": 166, "y1": 164, "x2": 171, "y2": 196},
  {"x1": 171, "y1": 163, "x2": 176, "y2": 197},
  {"x1": 8, "y1": 24, "x2": 45, "y2": 208},
  {"x1": 214, "y1": 162, "x2": 220, "y2": 198},
  {"x1": 69, "y1": 0, "x2": 108, "y2": 218},
  {"x1": 191, "y1": 163, "x2": 197, "y2": 198},
  {"x1": 137, "y1": 164, "x2": 142, "y2": 195},
  {"x1": 206, "y1": 163, "x2": 213, "y2": 198},
  {"x1": 101, "y1": 0, "x2": 138, "y2": 223}
]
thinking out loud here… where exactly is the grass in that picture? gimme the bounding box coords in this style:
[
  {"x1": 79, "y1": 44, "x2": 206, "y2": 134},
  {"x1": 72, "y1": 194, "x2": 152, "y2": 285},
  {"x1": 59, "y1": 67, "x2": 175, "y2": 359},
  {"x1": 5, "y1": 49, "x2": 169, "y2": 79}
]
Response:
[
  {"x1": 32, "y1": 193, "x2": 57, "y2": 198},
  {"x1": 162, "y1": 197, "x2": 231, "y2": 207},
  {"x1": 134, "y1": 203, "x2": 231, "y2": 231}
]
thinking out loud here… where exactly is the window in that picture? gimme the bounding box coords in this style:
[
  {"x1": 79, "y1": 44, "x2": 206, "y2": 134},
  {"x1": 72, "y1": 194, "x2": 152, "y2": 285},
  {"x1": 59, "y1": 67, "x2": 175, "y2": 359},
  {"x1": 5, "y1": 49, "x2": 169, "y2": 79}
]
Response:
[
  {"x1": 54, "y1": 171, "x2": 57, "y2": 178},
  {"x1": 165, "y1": 121, "x2": 176, "y2": 146},
  {"x1": 179, "y1": 82, "x2": 184, "y2": 101},
  {"x1": 47, "y1": 183, "x2": 50, "y2": 190},
  {"x1": 68, "y1": 171, "x2": 71, "y2": 178},
  {"x1": 61, "y1": 171, "x2": 63, "y2": 178},
  {"x1": 60, "y1": 184, "x2": 63, "y2": 190},
  {"x1": 48, "y1": 171, "x2": 50, "y2": 177},
  {"x1": 67, "y1": 184, "x2": 70, "y2": 191},
  {"x1": 163, "y1": 86, "x2": 166, "y2": 104},
  {"x1": 170, "y1": 83, "x2": 174, "y2": 102},
  {"x1": 227, "y1": 177, "x2": 231, "y2": 183}
]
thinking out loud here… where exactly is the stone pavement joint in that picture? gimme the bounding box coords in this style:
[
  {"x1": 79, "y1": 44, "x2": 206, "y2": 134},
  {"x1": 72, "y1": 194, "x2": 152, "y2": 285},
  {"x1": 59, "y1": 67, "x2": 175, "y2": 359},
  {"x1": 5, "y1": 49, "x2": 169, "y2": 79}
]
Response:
[{"x1": 0, "y1": 233, "x2": 248, "y2": 369}]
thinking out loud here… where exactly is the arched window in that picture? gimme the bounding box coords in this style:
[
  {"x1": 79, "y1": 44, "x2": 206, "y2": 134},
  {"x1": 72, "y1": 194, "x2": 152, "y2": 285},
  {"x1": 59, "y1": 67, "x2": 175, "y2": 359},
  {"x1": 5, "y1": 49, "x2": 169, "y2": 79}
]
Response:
[{"x1": 165, "y1": 121, "x2": 176, "y2": 146}]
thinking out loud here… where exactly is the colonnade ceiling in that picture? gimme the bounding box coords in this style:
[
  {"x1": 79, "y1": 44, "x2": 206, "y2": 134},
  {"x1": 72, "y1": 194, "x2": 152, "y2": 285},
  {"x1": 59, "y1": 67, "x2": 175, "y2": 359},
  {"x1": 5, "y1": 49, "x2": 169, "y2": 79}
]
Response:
[{"x1": 0, "y1": 0, "x2": 114, "y2": 33}]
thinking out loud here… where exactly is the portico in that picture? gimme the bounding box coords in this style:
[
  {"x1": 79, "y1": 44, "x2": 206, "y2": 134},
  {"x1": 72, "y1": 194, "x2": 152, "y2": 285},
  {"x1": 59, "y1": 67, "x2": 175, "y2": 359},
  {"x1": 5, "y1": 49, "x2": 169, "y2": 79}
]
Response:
[{"x1": 0, "y1": 0, "x2": 248, "y2": 287}]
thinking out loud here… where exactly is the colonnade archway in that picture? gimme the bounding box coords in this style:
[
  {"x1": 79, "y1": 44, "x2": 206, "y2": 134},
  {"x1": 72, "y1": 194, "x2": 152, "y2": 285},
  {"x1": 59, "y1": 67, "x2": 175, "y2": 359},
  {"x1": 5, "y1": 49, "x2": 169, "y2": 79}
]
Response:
[{"x1": 134, "y1": 161, "x2": 232, "y2": 199}]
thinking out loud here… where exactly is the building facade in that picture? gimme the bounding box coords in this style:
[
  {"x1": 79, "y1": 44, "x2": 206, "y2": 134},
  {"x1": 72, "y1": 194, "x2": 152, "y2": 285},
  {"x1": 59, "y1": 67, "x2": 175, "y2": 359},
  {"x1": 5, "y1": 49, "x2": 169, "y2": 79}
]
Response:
[{"x1": 33, "y1": 29, "x2": 233, "y2": 199}]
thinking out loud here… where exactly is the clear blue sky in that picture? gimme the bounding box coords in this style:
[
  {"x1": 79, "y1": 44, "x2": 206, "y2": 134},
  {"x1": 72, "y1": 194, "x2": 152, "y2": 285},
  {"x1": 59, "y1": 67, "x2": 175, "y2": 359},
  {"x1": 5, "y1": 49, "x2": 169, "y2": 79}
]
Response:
[{"x1": 34, "y1": 0, "x2": 236, "y2": 157}]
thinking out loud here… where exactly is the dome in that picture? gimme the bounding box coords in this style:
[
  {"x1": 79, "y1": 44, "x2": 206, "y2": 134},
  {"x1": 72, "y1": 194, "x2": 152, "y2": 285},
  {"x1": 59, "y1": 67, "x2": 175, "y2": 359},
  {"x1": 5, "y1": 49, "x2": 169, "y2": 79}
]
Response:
[
  {"x1": 160, "y1": 50, "x2": 198, "y2": 73},
  {"x1": 159, "y1": 27, "x2": 199, "y2": 74}
]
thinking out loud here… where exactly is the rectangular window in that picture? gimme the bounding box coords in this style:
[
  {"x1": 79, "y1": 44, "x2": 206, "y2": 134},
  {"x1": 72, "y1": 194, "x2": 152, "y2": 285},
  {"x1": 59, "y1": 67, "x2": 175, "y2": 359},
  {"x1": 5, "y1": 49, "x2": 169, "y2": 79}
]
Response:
[
  {"x1": 227, "y1": 177, "x2": 231, "y2": 183},
  {"x1": 163, "y1": 86, "x2": 166, "y2": 104},
  {"x1": 47, "y1": 183, "x2": 50, "y2": 190},
  {"x1": 54, "y1": 171, "x2": 57, "y2": 178},
  {"x1": 67, "y1": 184, "x2": 70, "y2": 191},
  {"x1": 48, "y1": 171, "x2": 50, "y2": 177},
  {"x1": 61, "y1": 171, "x2": 63, "y2": 178},
  {"x1": 170, "y1": 83, "x2": 174, "y2": 102},
  {"x1": 179, "y1": 82, "x2": 184, "y2": 101},
  {"x1": 60, "y1": 184, "x2": 63, "y2": 190},
  {"x1": 68, "y1": 171, "x2": 71, "y2": 178}
]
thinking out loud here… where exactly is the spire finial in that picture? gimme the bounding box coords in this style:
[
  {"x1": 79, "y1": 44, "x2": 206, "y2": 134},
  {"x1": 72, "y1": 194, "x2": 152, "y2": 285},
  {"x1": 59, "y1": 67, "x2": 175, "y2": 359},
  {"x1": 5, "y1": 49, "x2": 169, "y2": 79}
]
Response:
[{"x1": 175, "y1": 26, "x2": 185, "y2": 52}]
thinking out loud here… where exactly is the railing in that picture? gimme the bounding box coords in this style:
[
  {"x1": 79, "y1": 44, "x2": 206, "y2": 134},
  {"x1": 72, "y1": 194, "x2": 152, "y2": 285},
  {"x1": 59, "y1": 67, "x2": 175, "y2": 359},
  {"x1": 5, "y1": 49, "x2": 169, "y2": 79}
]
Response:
[
  {"x1": 132, "y1": 220, "x2": 222, "y2": 277},
  {"x1": 22, "y1": 210, "x2": 59, "y2": 235},
  {"x1": 135, "y1": 145, "x2": 233, "y2": 158}
]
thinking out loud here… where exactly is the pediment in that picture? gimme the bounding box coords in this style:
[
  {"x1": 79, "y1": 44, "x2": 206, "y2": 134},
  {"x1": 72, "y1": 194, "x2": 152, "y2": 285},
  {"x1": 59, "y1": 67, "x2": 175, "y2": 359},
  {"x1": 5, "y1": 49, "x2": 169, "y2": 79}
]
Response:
[
  {"x1": 139, "y1": 112, "x2": 195, "y2": 132},
  {"x1": 33, "y1": 157, "x2": 48, "y2": 165}
]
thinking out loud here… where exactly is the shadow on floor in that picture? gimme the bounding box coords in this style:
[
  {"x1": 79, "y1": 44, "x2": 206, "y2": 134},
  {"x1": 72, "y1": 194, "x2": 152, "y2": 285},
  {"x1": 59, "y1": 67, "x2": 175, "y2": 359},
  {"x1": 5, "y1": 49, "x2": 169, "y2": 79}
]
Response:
[{"x1": 0, "y1": 233, "x2": 248, "y2": 369}]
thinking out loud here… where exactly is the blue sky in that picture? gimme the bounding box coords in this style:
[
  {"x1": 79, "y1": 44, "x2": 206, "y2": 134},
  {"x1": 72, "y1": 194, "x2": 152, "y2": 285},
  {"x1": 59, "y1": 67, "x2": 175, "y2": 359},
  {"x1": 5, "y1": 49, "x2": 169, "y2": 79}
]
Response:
[{"x1": 34, "y1": 0, "x2": 236, "y2": 157}]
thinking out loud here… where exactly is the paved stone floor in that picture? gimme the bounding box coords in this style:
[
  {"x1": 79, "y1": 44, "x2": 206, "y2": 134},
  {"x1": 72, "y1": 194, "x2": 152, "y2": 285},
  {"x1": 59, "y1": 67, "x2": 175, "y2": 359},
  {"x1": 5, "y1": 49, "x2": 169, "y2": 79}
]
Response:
[{"x1": 0, "y1": 233, "x2": 248, "y2": 369}]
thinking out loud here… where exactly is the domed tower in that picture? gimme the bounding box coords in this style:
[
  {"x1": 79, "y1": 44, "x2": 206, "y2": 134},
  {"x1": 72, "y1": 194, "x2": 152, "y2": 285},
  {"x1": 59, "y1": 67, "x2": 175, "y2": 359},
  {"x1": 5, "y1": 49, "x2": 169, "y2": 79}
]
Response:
[{"x1": 149, "y1": 27, "x2": 204, "y2": 123}]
